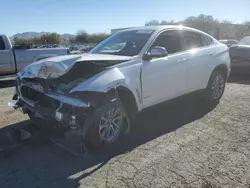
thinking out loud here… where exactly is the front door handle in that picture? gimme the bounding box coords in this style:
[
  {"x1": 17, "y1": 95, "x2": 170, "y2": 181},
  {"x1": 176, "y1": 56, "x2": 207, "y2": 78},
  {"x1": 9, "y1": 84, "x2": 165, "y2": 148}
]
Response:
[{"x1": 208, "y1": 52, "x2": 213, "y2": 56}]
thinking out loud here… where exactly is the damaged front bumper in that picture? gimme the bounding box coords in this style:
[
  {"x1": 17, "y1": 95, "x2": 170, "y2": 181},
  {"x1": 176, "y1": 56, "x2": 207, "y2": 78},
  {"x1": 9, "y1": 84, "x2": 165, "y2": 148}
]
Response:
[
  {"x1": 8, "y1": 79, "x2": 98, "y2": 156},
  {"x1": 9, "y1": 78, "x2": 92, "y2": 130}
]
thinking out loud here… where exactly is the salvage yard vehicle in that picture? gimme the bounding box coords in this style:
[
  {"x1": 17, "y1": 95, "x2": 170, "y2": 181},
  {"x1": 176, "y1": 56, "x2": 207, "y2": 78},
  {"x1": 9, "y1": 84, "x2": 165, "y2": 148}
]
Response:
[
  {"x1": 9, "y1": 26, "x2": 231, "y2": 149},
  {"x1": 229, "y1": 36, "x2": 250, "y2": 65},
  {"x1": 229, "y1": 36, "x2": 250, "y2": 74},
  {"x1": 70, "y1": 46, "x2": 95, "y2": 54},
  {"x1": 219, "y1": 39, "x2": 238, "y2": 47},
  {"x1": 0, "y1": 34, "x2": 70, "y2": 76}
]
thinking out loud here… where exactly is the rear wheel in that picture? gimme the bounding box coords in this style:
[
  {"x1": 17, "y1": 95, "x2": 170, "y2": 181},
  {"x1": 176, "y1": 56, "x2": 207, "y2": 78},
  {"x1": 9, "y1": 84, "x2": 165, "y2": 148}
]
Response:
[{"x1": 205, "y1": 70, "x2": 226, "y2": 103}]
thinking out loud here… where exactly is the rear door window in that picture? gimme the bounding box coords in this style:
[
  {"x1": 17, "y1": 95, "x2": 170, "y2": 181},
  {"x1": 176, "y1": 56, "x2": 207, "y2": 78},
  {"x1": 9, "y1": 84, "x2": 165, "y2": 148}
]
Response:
[
  {"x1": 237, "y1": 37, "x2": 250, "y2": 45},
  {"x1": 0, "y1": 36, "x2": 5, "y2": 50},
  {"x1": 183, "y1": 31, "x2": 204, "y2": 50}
]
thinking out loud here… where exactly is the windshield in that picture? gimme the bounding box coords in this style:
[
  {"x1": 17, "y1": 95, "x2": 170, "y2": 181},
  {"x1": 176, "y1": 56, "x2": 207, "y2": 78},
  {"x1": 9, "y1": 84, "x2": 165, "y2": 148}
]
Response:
[
  {"x1": 90, "y1": 30, "x2": 154, "y2": 56},
  {"x1": 238, "y1": 36, "x2": 250, "y2": 45}
]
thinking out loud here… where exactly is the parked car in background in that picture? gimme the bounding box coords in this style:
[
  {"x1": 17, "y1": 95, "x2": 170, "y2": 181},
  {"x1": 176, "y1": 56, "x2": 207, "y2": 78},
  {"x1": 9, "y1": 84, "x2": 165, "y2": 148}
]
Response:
[
  {"x1": 0, "y1": 34, "x2": 70, "y2": 76},
  {"x1": 229, "y1": 36, "x2": 250, "y2": 62},
  {"x1": 219, "y1": 39, "x2": 238, "y2": 47},
  {"x1": 69, "y1": 45, "x2": 79, "y2": 52},
  {"x1": 9, "y1": 26, "x2": 230, "y2": 150},
  {"x1": 229, "y1": 36, "x2": 250, "y2": 74},
  {"x1": 70, "y1": 46, "x2": 95, "y2": 54}
]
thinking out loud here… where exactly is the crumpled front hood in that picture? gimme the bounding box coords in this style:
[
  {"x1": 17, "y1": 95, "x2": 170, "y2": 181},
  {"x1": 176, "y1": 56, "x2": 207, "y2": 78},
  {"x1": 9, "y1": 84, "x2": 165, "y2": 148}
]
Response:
[
  {"x1": 18, "y1": 53, "x2": 132, "y2": 79},
  {"x1": 18, "y1": 55, "x2": 82, "y2": 79}
]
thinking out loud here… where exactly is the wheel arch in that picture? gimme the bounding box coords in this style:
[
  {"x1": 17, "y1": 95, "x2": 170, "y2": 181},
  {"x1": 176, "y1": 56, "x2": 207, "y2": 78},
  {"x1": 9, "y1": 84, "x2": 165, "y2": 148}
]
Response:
[
  {"x1": 83, "y1": 85, "x2": 138, "y2": 147},
  {"x1": 207, "y1": 64, "x2": 228, "y2": 87},
  {"x1": 212, "y1": 64, "x2": 228, "y2": 77},
  {"x1": 114, "y1": 86, "x2": 139, "y2": 120}
]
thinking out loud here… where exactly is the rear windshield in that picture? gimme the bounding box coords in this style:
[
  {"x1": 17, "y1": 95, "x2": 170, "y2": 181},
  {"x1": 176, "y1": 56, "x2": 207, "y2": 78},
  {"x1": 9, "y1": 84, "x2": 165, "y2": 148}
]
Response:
[{"x1": 238, "y1": 37, "x2": 250, "y2": 45}]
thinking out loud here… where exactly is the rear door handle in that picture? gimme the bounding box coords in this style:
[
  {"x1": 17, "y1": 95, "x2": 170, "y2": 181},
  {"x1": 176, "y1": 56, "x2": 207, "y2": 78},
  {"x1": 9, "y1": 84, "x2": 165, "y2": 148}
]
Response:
[{"x1": 207, "y1": 52, "x2": 213, "y2": 56}]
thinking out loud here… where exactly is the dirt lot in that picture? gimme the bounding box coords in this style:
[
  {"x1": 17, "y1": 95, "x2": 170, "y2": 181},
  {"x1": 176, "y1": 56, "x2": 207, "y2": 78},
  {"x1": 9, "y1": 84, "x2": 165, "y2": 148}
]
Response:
[{"x1": 1, "y1": 76, "x2": 250, "y2": 188}]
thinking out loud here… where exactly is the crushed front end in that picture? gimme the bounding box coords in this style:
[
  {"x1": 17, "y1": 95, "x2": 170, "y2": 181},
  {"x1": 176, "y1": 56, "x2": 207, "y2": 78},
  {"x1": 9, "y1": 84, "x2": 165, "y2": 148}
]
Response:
[
  {"x1": 10, "y1": 77, "x2": 96, "y2": 147},
  {"x1": 9, "y1": 54, "x2": 132, "y2": 155},
  {"x1": 13, "y1": 76, "x2": 90, "y2": 126},
  {"x1": 10, "y1": 56, "x2": 114, "y2": 127},
  {"x1": 10, "y1": 76, "x2": 96, "y2": 155},
  {"x1": 9, "y1": 56, "x2": 122, "y2": 155}
]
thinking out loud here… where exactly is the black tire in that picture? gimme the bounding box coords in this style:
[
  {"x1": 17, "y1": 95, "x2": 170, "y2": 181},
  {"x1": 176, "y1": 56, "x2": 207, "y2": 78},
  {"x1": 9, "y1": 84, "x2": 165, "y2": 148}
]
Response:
[
  {"x1": 85, "y1": 96, "x2": 130, "y2": 150},
  {"x1": 205, "y1": 70, "x2": 226, "y2": 103}
]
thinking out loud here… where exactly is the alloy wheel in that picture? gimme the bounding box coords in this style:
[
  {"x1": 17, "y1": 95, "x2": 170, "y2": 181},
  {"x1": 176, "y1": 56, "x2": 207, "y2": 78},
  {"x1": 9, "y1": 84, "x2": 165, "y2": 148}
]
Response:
[
  {"x1": 211, "y1": 74, "x2": 225, "y2": 100},
  {"x1": 99, "y1": 107, "x2": 123, "y2": 142}
]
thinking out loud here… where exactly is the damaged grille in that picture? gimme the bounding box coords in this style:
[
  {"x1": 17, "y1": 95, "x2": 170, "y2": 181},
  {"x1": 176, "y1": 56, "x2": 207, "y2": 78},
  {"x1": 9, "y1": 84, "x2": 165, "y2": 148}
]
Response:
[
  {"x1": 20, "y1": 86, "x2": 60, "y2": 108},
  {"x1": 20, "y1": 78, "x2": 60, "y2": 108},
  {"x1": 22, "y1": 78, "x2": 49, "y2": 93}
]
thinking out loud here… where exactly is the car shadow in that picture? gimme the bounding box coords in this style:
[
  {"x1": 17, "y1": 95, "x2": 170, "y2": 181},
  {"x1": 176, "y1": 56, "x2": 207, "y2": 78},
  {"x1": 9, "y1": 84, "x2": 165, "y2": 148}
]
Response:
[
  {"x1": 228, "y1": 74, "x2": 250, "y2": 85},
  {"x1": 90, "y1": 94, "x2": 216, "y2": 162},
  {"x1": 0, "y1": 94, "x2": 216, "y2": 188}
]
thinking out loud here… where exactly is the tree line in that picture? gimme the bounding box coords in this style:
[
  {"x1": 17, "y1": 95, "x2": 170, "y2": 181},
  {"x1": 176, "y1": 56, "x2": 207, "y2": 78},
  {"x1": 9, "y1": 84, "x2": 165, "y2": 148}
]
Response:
[
  {"x1": 14, "y1": 14, "x2": 250, "y2": 45},
  {"x1": 13, "y1": 30, "x2": 109, "y2": 45},
  {"x1": 145, "y1": 14, "x2": 250, "y2": 40}
]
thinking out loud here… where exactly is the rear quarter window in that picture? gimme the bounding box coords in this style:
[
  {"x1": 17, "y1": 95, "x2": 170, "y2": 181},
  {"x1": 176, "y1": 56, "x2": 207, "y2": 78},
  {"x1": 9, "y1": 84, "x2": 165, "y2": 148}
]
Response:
[
  {"x1": 182, "y1": 31, "x2": 204, "y2": 50},
  {"x1": 202, "y1": 35, "x2": 214, "y2": 46}
]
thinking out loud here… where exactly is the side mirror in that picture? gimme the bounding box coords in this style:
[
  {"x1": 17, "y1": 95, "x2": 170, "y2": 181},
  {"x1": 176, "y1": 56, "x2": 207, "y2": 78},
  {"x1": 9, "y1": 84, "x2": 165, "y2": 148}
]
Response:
[{"x1": 143, "y1": 46, "x2": 168, "y2": 60}]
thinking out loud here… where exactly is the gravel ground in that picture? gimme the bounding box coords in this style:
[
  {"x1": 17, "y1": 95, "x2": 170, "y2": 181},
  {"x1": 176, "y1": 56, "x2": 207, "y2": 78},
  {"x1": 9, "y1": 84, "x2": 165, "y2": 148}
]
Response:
[{"x1": 0, "y1": 76, "x2": 250, "y2": 188}]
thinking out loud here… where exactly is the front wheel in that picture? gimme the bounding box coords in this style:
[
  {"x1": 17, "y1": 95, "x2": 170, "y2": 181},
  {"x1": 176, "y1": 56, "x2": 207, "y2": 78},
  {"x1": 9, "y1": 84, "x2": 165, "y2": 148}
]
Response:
[
  {"x1": 85, "y1": 97, "x2": 130, "y2": 150},
  {"x1": 205, "y1": 70, "x2": 226, "y2": 103}
]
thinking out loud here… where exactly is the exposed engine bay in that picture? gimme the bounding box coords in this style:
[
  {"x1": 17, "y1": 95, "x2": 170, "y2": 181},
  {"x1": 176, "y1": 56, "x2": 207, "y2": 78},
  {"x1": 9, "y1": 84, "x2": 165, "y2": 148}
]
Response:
[
  {"x1": 50, "y1": 61, "x2": 110, "y2": 94},
  {"x1": 55, "y1": 78, "x2": 86, "y2": 94},
  {"x1": 14, "y1": 59, "x2": 124, "y2": 119}
]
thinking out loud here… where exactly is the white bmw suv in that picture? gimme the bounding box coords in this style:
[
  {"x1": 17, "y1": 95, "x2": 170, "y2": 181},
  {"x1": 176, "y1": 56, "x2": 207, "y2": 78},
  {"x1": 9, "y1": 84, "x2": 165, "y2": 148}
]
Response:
[{"x1": 11, "y1": 25, "x2": 230, "y2": 150}]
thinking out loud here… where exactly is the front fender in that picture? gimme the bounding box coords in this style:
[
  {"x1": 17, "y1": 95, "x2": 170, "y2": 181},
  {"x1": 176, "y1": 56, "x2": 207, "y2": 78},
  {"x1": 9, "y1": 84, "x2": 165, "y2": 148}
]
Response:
[{"x1": 69, "y1": 67, "x2": 126, "y2": 93}]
